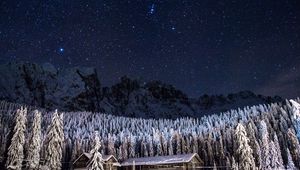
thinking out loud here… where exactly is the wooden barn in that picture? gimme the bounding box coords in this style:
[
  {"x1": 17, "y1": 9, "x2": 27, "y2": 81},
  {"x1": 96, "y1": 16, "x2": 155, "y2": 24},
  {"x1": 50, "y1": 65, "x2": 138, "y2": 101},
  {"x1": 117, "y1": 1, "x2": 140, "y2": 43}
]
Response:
[
  {"x1": 73, "y1": 153, "x2": 120, "y2": 170},
  {"x1": 120, "y1": 153, "x2": 203, "y2": 170}
]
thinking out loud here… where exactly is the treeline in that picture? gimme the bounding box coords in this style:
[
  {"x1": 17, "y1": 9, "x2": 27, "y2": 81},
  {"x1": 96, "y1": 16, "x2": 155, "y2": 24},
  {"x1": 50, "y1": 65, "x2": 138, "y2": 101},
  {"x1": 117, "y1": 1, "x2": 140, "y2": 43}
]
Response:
[{"x1": 0, "y1": 99, "x2": 300, "y2": 169}]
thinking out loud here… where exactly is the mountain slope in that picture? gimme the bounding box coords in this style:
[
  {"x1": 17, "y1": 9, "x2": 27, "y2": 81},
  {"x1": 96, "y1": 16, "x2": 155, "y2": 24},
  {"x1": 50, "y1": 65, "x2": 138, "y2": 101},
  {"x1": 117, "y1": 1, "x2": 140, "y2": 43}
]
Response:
[
  {"x1": 0, "y1": 62, "x2": 282, "y2": 118},
  {"x1": 0, "y1": 62, "x2": 102, "y2": 111}
]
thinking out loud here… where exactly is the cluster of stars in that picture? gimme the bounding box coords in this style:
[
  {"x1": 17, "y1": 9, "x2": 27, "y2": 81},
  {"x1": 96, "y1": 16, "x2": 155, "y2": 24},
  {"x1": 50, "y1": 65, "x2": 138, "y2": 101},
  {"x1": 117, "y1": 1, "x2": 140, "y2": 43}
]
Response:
[{"x1": 149, "y1": 4, "x2": 155, "y2": 15}]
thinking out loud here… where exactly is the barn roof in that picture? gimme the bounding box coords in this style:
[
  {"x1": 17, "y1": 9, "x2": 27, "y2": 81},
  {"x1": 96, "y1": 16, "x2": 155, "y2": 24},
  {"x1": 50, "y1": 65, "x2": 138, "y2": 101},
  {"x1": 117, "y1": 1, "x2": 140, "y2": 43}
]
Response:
[{"x1": 121, "y1": 153, "x2": 202, "y2": 166}]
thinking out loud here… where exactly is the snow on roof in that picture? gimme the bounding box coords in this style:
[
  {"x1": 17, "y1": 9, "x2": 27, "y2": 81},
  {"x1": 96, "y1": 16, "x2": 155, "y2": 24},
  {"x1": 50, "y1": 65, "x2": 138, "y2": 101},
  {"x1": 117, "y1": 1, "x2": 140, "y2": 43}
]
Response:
[
  {"x1": 73, "y1": 153, "x2": 117, "y2": 164},
  {"x1": 121, "y1": 153, "x2": 201, "y2": 166},
  {"x1": 82, "y1": 153, "x2": 117, "y2": 162}
]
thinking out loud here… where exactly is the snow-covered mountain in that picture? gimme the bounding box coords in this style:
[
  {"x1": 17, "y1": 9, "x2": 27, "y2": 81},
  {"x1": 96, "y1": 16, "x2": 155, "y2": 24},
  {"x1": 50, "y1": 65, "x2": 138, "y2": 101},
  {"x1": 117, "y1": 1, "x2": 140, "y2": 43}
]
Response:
[
  {"x1": 0, "y1": 62, "x2": 282, "y2": 118},
  {"x1": 0, "y1": 62, "x2": 102, "y2": 112}
]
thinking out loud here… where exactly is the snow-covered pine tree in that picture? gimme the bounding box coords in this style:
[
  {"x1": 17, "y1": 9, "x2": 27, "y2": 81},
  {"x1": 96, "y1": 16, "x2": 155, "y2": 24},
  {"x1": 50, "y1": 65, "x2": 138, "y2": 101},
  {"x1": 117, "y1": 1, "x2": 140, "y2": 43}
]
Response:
[
  {"x1": 71, "y1": 137, "x2": 82, "y2": 162},
  {"x1": 122, "y1": 137, "x2": 129, "y2": 159},
  {"x1": 216, "y1": 134, "x2": 225, "y2": 165},
  {"x1": 140, "y1": 137, "x2": 147, "y2": 157},
  {"x1": 287, "y1": 128, "x2": 300, "y2": 168},
  {"x1": 26, "y1": 110, "x2": 42, "y2": 170},
  {"x1": 117, "y1": 147, "x2": 123, "y2": 161},
  {"x1": 290, "y1": 100, "x2": 300, "y2": 140},
  {"x1": 129, "y1": 135, "x2": 136, "y2": 158},
  {"x1": 191, "y1": 135, "x2": 198, "y2": 154},
  {"x1": 44, "y1": 110, "x2": 64, "y2": 170},
  {"x1": 162, "y1": 135, "x2": 168, "y2": 155},
  {"x1": 231, "y1": 157, "x2": 238, "y2": 170},
  {"x1": 153, "y1": 128, "x2": 162, "y2": 156},
  {"x1": 144, "y1": 141, "x2": 149, "y2": 157},
  {"x1": 88, "y1": 131, "x2": 104, "y2": 170},
  {"x1": 234, "y1": 123, "x2": 255, "y2": 170},
  {"x1": 259, "y1": 120, "x2": 271, "y2": 169},
  {"x1": 273, "y1": 134, "x2": 284, "y2": 169},
  {"x1": 206, "y1": 132, "x2": 214, "y2": 166},
  {"x1": 225, "y1": 156, "x2": 231, "y2": 170},
  {"x1": 168, "y1": 138, "x2": 173, "y2": 155},
  {"x1": 149, "y1": 138, "x2": 154, "y2": 157},
  {"x1": 176, "y1": 133, "x2": 182, "y2": 155},
  {"x1": 286, "y1": 148, "x2": 296, "y2": 170},
  {"x1": 269, "y1": 141, "x2": 283, "y2": 169},
  {"x1": 254, "y1": 140, "x2": 262, "y2": 169},
  {"x1": 213, "y1": 161, "x2": 217, "y2": 170},
  {"x1": 181, "y1": 136, "x2": 187, "y2": 154},
  {"x1": 107, "y1": 134, "x2": 116, "y2": 156},
  {"x1": 246, "y1": 121, "x2": 261, "y2": 168},
  {"x1": 225, "y1": 157, "x2": 231, "y2": 170},
  {"x1": 6, "y1": 107, "x2": 27, "y2": 170}
]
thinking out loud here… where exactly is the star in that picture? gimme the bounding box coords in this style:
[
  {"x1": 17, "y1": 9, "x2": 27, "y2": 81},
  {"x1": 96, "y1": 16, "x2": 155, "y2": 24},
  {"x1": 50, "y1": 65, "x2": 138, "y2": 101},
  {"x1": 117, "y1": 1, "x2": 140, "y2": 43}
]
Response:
[
  {"x1": 59, "y1": 48, "x2": 64, "y2": 53},
  {"x1": 149, "y1": 4, "x2": 155, "y2": 15}
]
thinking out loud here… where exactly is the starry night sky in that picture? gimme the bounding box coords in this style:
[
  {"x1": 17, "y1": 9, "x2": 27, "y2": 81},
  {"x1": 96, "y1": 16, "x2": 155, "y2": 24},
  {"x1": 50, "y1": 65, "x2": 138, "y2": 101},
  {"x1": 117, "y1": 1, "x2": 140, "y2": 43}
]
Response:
[{"x1": 1, "y1": 0, "x2": 300, "y2": 98}]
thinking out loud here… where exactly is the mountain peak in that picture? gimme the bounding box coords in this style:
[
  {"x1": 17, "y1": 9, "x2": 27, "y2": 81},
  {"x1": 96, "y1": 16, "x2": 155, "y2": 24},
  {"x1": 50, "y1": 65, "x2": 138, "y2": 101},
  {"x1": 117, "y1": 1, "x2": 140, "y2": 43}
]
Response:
[{"x1": 0, "y1": 62, "x2": 282, "y2": 118}]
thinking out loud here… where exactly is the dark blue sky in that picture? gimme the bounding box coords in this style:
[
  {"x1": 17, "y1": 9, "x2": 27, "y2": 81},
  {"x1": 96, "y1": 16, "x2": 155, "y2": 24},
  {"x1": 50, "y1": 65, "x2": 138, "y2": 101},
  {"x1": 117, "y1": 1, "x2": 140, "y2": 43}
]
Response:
[{"x1": 1, "y1": 0, "x2": 300, "y2": 98}]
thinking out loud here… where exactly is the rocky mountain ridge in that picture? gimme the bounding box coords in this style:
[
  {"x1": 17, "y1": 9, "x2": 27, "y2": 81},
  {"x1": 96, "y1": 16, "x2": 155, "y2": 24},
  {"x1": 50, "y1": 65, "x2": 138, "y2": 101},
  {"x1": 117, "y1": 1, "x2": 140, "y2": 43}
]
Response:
[{"x1": 0, "y1": 62, "x2": 282, "y2": 118}]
